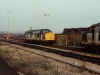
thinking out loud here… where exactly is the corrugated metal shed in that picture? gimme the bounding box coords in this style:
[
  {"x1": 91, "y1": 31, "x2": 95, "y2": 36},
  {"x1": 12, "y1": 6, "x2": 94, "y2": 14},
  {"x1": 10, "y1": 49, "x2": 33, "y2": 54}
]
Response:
[{"x1": 55, "y1": 34, "x2": 68, "y2": 45}]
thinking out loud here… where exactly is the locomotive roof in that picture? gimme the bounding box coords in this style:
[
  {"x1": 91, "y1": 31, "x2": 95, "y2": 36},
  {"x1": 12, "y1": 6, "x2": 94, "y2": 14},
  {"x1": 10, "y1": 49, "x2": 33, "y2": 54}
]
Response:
[
  {"x1": 25, "y1": 29, "x2": 52, "y2": 33},
  {"x1": 90, "y1": 23, "x2": 100, "y2": 28}
]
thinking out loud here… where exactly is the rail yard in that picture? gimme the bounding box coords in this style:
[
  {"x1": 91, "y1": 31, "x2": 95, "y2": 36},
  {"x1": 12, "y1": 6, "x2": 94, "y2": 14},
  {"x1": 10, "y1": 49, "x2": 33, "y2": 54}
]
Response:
[
  {"x1": 1, "y1": 0, "x2": 100, "y2": 74},
  {"x1": 0, "y1": 23, "x2": 100, "y2": 75}
]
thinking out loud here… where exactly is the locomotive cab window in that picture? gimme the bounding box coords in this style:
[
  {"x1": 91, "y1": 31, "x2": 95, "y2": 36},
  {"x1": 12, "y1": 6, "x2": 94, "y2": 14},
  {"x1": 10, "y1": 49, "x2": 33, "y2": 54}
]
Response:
[
  {"x1": 89, "y1": 28, "x2": 93, "y2": 33},
  {"x1": 90, "y1": 28, "x2": 92, "y2": 33},
  {"x1": 95, "y1": 27, "x2": 100, "y2": 33}
]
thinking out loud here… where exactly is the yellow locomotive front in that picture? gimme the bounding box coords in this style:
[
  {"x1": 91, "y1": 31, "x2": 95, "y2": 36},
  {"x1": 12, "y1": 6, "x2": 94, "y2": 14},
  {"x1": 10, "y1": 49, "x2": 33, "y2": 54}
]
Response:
[{"x1": 45, "y1": 32, "x2": 55, "y2": 41}]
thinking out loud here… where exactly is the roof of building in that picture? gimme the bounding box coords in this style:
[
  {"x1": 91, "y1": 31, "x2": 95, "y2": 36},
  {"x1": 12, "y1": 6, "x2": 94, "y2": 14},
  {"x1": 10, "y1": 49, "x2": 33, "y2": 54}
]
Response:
[
  {"x1": 64, "y1": 27, "x2": 87, "y2": 31},
  {"x1": 63, "y1": 28, "x2": 71, "y2": 33},
  {"x1": 79, "y1": 28, "x2": 88, "y2": 31},
  {"x1": 71, "y1": 28, "x2": 79, "y2": 33}
]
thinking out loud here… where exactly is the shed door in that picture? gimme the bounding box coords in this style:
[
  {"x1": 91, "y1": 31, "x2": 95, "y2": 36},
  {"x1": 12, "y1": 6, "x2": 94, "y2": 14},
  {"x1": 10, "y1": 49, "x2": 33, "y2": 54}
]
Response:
[{"x1": 60, "y1": 36, "x2": 64, "y2": 44}]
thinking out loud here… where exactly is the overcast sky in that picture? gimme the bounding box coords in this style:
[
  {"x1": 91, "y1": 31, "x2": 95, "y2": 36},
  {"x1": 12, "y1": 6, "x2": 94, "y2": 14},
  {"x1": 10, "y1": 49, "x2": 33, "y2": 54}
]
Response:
[{"x1": 0, "y1": 0, "x2": 100, "y2": 33}]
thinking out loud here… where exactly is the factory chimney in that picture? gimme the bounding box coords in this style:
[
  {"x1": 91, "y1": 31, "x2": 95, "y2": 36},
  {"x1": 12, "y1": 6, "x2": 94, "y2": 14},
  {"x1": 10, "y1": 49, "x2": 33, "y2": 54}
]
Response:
[{"x1": 30, "y1": 27, "x2": 32, "y2": 30}]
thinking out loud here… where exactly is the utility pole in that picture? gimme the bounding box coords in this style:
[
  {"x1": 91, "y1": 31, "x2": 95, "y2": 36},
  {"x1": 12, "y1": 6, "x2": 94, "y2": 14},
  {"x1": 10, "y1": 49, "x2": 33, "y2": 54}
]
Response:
[
  {"x1": 7, "y1": 11, "x2": 10, "y2": 39},
  {"x1": 44, "y1": 14, "x2": 49, "y2": 29}
]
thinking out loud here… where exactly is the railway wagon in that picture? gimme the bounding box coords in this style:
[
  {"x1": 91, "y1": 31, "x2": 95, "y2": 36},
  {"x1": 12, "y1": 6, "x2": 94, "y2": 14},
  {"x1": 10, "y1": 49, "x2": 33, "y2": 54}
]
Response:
[
  {"x1": 3, "y1": 36, "x2": 15, "y2": 39},
  {"x1": 24, "y1": 29, "x2": 55, "y2": 45},
  {"x1": 80, "y1": 23, "x2": 100, "y2": 50}
]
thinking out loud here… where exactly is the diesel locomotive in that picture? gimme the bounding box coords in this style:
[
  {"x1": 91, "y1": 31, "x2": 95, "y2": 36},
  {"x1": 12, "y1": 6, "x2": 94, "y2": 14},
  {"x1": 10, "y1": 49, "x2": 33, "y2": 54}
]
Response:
[
  {"x1": 80, "y1": 23, "x2": 100, "y2": 50},
  {"x1": 24, "y1": 29, "x2": 55, "y2": 45}
]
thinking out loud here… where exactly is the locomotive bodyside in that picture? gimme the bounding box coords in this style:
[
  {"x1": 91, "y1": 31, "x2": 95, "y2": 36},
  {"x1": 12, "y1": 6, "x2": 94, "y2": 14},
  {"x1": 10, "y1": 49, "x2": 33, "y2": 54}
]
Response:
[
  {"x1": 80, "y1": 23, "x2": 100, "y2": 49},
  {"x1": 24, "y1": 29, "x2": 55, "y2": 44}
]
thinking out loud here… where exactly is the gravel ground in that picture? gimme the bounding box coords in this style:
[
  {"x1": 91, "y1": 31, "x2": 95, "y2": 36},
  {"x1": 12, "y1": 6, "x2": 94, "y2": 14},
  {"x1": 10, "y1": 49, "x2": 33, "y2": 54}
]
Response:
[{"x1": 0, "y1": 42, "x2": 99, "y2": 75}]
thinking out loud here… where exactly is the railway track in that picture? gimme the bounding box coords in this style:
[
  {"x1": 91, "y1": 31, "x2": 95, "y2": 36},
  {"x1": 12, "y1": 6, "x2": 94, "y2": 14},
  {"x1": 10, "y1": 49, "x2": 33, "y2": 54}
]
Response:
[
  {"x1": 0, "y1": 39, "x2": 100, "y2": 65},
  {"x1": 0, "y1": 39, "x2": 100, "y2": 74},
  {"x1": 6, "y1": 39, "x2": 100, "y2": 55}
]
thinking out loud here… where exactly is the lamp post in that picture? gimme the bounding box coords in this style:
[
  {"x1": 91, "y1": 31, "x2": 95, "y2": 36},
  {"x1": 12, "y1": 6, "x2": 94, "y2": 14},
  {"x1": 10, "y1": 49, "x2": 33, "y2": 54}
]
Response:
[
  {"x1": 44, "y1": 14, "x2": 49, "y2": 29},
  {"x1": 7, "y1": 11, "x2": 10, "y2": 39},
  {"x1": 41, "y1": 21, "x2": 44, "y2": 29}
]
